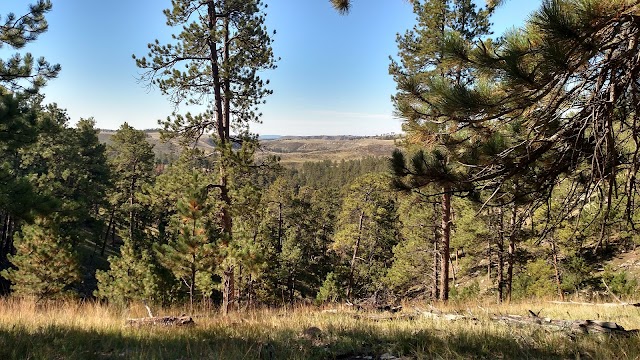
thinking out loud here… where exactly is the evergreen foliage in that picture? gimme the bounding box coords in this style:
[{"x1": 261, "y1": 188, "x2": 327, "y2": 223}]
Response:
[
  {"x1": 107, "y1": 123, "x2": 155, "y2": 244},
  {"x1": 134, "y1": 0, "x2": 277, "y2": 315},
  {"x1": 2, "y1": 218, "x2": 80, "y2": 299},
  {"x1": 0, "y1": 0, "x2": 60, "y2": 93},
  {"x1": 94, "y1": 236, "x2": 162, "y2": 306},
  {"x1": 155, "y1": 174, "x2": 218, "y2": 308}
]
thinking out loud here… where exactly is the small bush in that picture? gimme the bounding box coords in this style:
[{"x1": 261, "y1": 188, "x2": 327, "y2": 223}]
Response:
[
  {"x1": 316, "y1": 272, "x2": 343, "y2": 304},
  {"x1": 602, "y1": 267, "x2": 638, "y2": 298},
  {"x1": 512, "y1": 259, "x2": 557, "y2": 300},
  {"x1": 450, "y1": 280, "x2": 480, "y2": 302}
]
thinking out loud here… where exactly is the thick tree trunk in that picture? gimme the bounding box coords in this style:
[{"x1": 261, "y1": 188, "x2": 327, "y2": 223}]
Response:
[{"x1": 440, "y1": 189, "x2": 451, "y2": 302}]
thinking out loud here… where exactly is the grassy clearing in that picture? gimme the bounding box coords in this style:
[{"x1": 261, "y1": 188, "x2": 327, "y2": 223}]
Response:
[{"x1": 1, "y1": 299, "x2": 639, "y2": 359}]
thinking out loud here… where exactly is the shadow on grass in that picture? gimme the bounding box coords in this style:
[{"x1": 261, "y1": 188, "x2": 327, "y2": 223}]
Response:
[{"x1": 0, "y1": 322, "x2": 637, "y2": 359}]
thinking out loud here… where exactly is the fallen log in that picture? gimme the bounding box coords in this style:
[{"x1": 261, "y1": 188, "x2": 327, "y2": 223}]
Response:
[
  {"x1": 126, "y1": 315, "x2": 195, "y2": 327},
  {"x1": 547, "y1": 300, "x2": 640, "y2": 307},
  {"x1": 351, "y1": 313, "x2": 417, "y2": 321},
  {"x1": 492, "y1": 313, "x2": 639, "y2": 336},
  {"x1": 421, "y1": 310, "x2": 471, "y2": 321}
]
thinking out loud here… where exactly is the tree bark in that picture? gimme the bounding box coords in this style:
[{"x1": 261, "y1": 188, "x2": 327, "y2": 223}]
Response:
[
  {"x1": 206, "y1": 1, "x2": 234, "y2": 316},
  {"x1": 432, "y1": 202, "x2": 439, "y2": 300},
  {"x1": 506, "y1": 204, "x2": 517, "y2": 303},
  {"x1": 101, "y1": 207, "x2": 115, "y2": 256},
  {"x1": 440, "y1": 188, "x2": 451, "y2": 302},
  {"x1": 551, "y1": 238, "x2": 565, "y2": 301},
  {"x1": 497, "y1": 207, "x2": 505, "y2": 303}
]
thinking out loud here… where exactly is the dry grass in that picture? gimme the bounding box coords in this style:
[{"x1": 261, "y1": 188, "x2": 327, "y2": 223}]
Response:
[{"x1": 1, "y1": 298, "x2": 639, "y2": 359}]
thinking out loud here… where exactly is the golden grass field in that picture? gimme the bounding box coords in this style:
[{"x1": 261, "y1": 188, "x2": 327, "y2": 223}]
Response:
[{"x1": 1, "y1": 298, "x2": 640, "y2": 359}]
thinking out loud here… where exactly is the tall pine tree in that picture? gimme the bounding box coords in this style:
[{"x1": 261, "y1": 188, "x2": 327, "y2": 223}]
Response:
[{"x1": 134, "y1": 0, "x2": 277, "y2": 314}]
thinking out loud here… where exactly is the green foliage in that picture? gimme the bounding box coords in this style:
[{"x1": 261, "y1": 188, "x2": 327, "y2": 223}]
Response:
[
  {"x1": 333, "y1": 173, "x2": 398, "y2": 299},
  {"x1": 107, "y1": 123, "x2": 155, "y2": 243},
  {"x1": 0, "y1": 93, "x2": 41, "y2": 219},
  {"x1": 560, "y1": 255, "x2": 594, "y2": 293},
  {"x1": 155, "y1": 174, "x2": 218, "y2": 305},
  {"x1": 602, "y1": 267, "x2": 638, "y2": 299},
  {"x1": 94, "y1": 236, "x2": 162, "y2": 306},
  {"x1": 385, "y1": 193, "x2": 435, "y2": 297},
  {"x1": 450, "y1": 280, "x2": 480, "y2": 302},
  {"x1": 2, "y1": 218, "x2": 80, "y2": 299},
  {"x1": 134, "y1": 0, "x2": 276, "y2": 137},
  {"x1": 316, "y1": 272, "x2": 344, "y2": 304},
  {"x1": 0, "y1": 0, "x2": 60, "y2": 93},
  {"x1": 512, "y1": 259, "x2": 557, "y2": 300},
  {"x1": 21, "y1": 106, "x2": 110, "y2": 244}
]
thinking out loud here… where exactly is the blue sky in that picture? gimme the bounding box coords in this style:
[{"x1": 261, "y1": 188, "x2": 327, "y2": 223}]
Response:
[{"x1": 3, "y1": 0, "x2": 541, "y2": 136}]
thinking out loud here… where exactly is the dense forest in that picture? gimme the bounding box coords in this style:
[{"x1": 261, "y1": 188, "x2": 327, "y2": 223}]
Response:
[{"x1": 1, "y1": 0, "x2": 640, "y2": 316}]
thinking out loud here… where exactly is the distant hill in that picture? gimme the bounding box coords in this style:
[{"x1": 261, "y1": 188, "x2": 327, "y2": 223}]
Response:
[{"x1": 97, "y1": 130, "x2": 400, "y2": 165}]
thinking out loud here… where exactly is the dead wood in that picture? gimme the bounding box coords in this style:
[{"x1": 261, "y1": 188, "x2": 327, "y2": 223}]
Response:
[
  {"x1": 351, "y1": 313, "x2": 417, "y2": 321},
  {"x1": 547, "y1": 300, "x2": 640, "y2": 307},
  {"x1": 126, "y1": 315, "x2": 195, "y2": 327},
  {"x1": 492, "y1": 312, "x2": 639, "y2": 336}
]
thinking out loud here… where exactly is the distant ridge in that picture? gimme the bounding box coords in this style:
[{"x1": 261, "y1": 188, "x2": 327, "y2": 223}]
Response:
[
  {"x1": 97, "y1": 130, "x2": 400, "y2": 165},
  {"x1": 258, "y1": 135, "x2": 282, "y2": 140}
]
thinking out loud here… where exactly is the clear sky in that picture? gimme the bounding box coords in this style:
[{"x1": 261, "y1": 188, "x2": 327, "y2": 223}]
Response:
[{"x1": 3, "y1": 0, "x2": 542, "y2": 136}]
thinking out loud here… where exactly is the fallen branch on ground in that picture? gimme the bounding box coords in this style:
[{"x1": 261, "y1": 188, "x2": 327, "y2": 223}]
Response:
[
  {"x1": 126, "y1": 315, "x2": 194, "y2": 327},
  {"x1": 492, "y1": 312, "x2": 638, "y2": 336},
  {"x1": 547, "y1": 300, "x2": 640, "y2": 307}
]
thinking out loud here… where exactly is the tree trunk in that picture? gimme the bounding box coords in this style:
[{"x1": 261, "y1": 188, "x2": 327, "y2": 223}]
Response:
[
  {"x1": 551, "y1": 238, "x2": 565, "y2": 301},
  {"x1": 440, "y1": 188, "x2": 451, "y2": 302},
  {"x1": 101, "y1": 207, "x2": 115, "y2": 256},
  {"x1": 129, "y1": 174, "x2": 136, "y2": 243},
  {"x1": 222, "y1": 266, "x2": 234, "y2": 315},
  {"x1": 506, "y1": 204, "x2": 518, "y2": 303},
  {"x1": 432, "y1": 202, "x2": 439, "y2": 300},
  {"x1": 497, "y1": 208, "x2": 505, "y2": 303},
  {"x1": 487, "y1": 231, "x2": 492, "y2": 282},
  {"x1": 237, "y1": 265, "x2": 243, "y2": 311},
  {"x1": 277, "y1": 202, "x2": 283, "y2": 253},
  {"x1": 207, "y1": 1, "x2": 234, "y2": 316},
  {"x1": 347, "y1": 211, "x2": 365, "y2": 300}
]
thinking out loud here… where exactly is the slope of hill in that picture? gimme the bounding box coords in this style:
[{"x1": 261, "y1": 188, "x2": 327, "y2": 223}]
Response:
[{"x1": 97, "y1": 131, "x2": 400, "y2": 164}]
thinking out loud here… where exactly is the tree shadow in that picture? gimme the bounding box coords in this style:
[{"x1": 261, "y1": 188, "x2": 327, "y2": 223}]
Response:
[{"x1": 0, "y1": 321, "x2": 636, "y2": 359}]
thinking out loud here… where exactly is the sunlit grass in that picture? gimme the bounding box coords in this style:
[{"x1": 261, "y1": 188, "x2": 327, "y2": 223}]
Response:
[{"x1": 0, "y1": 298, "x2": 639, "y2": 359}]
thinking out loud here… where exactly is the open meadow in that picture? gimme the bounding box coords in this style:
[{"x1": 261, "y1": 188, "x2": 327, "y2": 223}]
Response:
[{"x1": 1, "y1": 299, "x2": 640, "y2": 360}]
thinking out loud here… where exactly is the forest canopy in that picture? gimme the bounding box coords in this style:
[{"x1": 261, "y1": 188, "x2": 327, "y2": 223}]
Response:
[{"x1": 1, "y1": 0, "x2": 640, "y2": 311}]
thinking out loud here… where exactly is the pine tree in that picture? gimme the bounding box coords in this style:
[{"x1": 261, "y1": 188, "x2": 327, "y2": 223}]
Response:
[
  {"x1": 2, "y1": 218, "x2": 80, "y2": 299},
  {"x1": 418, "y1": 0, "x2": 640, "y2": 255},
  {"x1": 0, "y1": 1, "x2": 59, "y2": 294},
  {"x1": 155, "y1": 175, "x2": 217, "y2": 310},
  {"x1": 108, "y1": 123, "x2": 155, "y2": 246},
  {"x1": 332, "y1": 173, "x2": 398, "y2": 301},
  {"x1": 94, "y1": 236, "x2": 162, "y2": 305},
  {"x1": 134, "y1": 0, "x2": 277, "y2": 315},
  {"x1": 0, "y1": 0, "x2": 60, "y2": 93},
  {"x1": 389, "y1": 0, "x2": 495, "y2": 302}
]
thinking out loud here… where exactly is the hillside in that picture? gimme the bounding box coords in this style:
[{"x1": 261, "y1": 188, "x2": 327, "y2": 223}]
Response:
[{"x1": 97, "y1": 131, "x2": 400, "y2": 164}]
